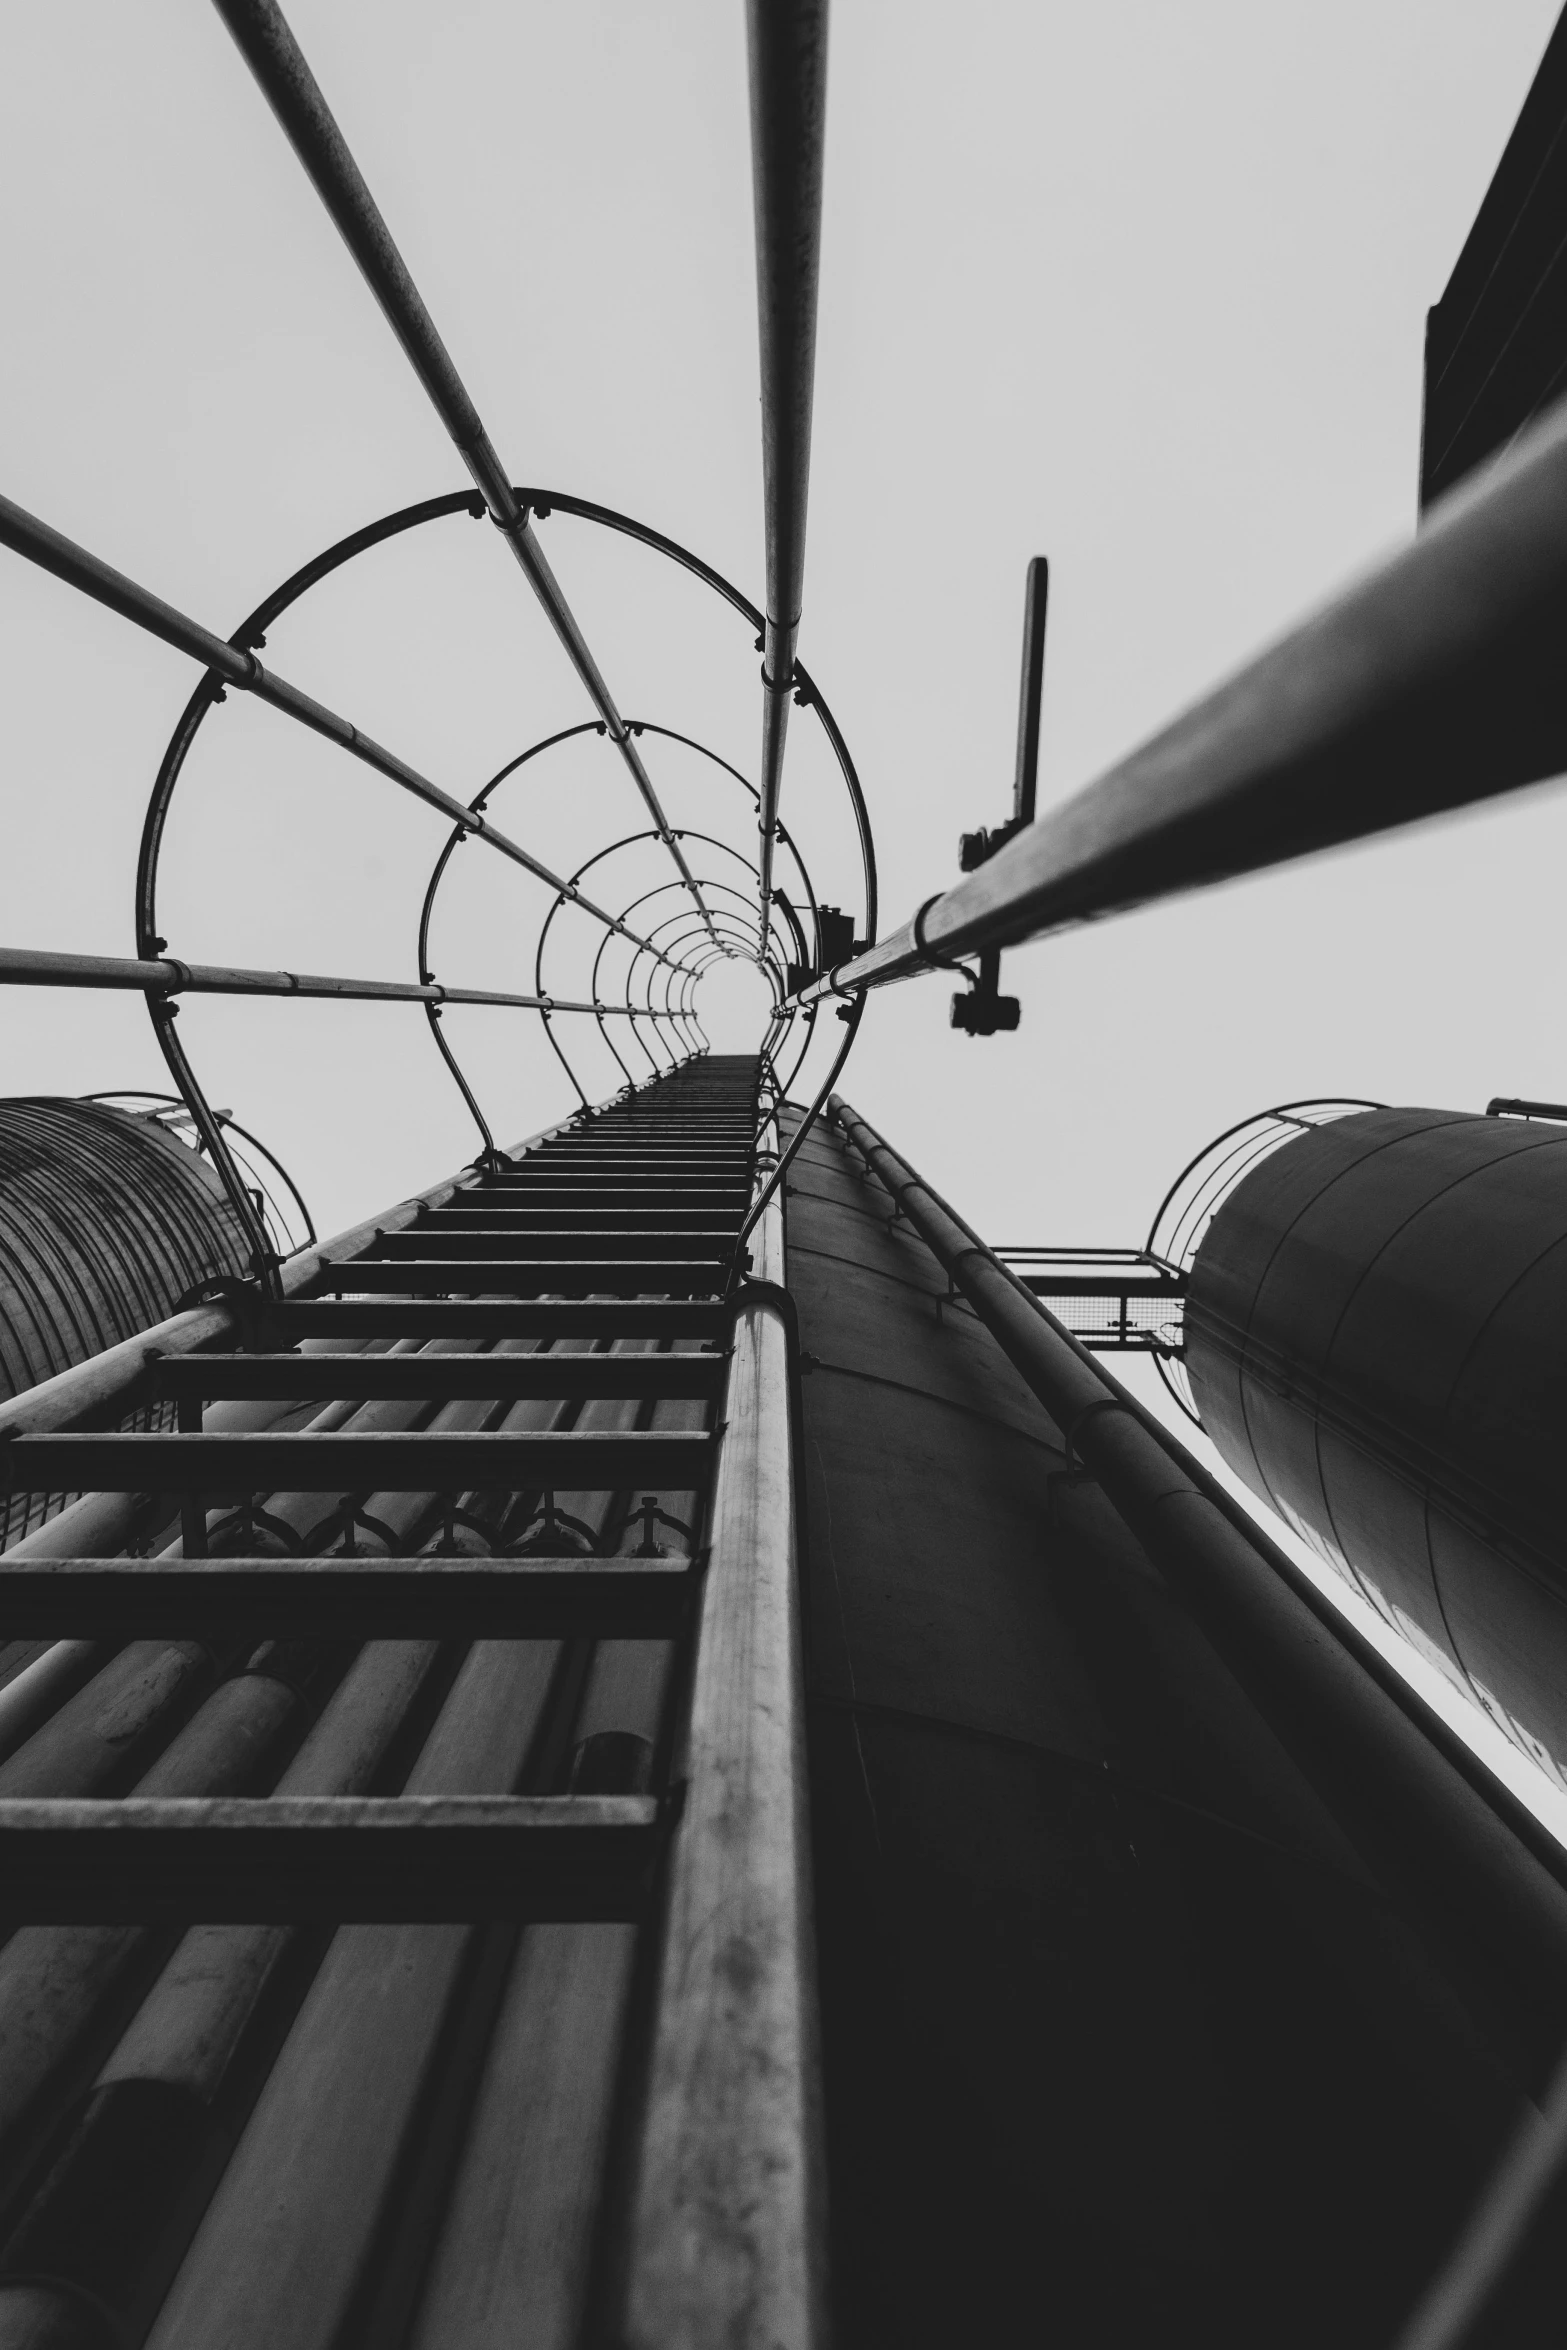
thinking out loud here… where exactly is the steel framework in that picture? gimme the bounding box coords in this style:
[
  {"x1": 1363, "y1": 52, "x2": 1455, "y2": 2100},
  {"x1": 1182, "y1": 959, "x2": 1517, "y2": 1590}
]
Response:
[{"x1": 4, "y1": 4, "x2": 1567, "y2": 2344}]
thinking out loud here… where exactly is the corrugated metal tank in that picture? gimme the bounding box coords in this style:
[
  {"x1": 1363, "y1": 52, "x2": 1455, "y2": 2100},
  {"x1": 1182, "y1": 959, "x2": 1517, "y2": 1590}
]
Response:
[
  {"x1": 0, "y1": 1098, "x2": 250, "y2": 1545},
  {"x1": 1184, "y1": 1106, "x2": 1567, "y2": 1778},
  {"x1": 0, "y1": 1097, "x2": 250, "y2": 1400}
]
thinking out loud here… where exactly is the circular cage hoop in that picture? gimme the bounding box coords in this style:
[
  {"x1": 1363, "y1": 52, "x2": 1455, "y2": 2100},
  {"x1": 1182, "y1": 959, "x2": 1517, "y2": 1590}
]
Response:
[{"x1": 139, "y1": 484, "x2": 876, "y2": 1184}]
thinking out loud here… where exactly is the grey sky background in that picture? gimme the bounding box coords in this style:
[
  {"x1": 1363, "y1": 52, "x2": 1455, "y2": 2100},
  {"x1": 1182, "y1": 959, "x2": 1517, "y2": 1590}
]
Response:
[
  {"x1": 5, "y1": 0, "x2": 1567, "y2": 1812},
  {"x1": 2, "y1": 0, "x2": 1562, "y2": 1239}
]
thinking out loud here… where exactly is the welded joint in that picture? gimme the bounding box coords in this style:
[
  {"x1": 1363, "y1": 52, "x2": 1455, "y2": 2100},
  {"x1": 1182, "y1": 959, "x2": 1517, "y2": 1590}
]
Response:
[{"x1": 485, "y1": 499, "x2": 534, "y2": 536}]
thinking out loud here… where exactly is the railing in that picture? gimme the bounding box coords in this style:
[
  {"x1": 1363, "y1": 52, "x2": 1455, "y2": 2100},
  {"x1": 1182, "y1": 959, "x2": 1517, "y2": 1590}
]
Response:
[
  {"x1": 991, "y1": 1247, "x2": 1184, "y2": 1355},
  {"x1": 992, "y1": 1103, "x2": 1376, "y2": 1421}
]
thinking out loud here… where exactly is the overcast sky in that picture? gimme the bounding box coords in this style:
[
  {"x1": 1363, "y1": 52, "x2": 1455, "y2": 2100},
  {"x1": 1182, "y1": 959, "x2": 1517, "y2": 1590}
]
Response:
[{"x1": 2, "y1": 0, "x2": 1561, "y2": 1241}]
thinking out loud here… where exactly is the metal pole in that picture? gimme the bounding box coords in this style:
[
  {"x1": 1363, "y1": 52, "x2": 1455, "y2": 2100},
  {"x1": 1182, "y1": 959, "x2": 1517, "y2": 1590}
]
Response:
[
  {"x1": 747, "y1": 0, "x2": 829, "y2": 953},
  {"x1": 621, "y1": 1082, "x2": 826, "y2": 2349},
  {"x1": 798, "y1": 395, "x2": 1567, "y2": 1003},
  {"x1": 1012, "y1": 553, "x2": 1048, "y2": 827},
  {"x1": 0, "y1": 497, "x2": 681, "y2": 972},
  {"x1": 209, "y1": 0, "x2": 722, "y2": 955}
]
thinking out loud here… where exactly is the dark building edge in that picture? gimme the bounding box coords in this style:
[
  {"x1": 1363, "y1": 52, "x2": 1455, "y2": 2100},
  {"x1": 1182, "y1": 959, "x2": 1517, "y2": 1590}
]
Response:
[{"x1": 1421, "y1": 4, "x2": 1567, "y2": 505}]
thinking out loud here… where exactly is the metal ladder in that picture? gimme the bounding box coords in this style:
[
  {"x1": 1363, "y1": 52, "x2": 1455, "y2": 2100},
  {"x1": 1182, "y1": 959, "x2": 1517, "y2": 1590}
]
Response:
[{"x1": 0, "y1": 1051, "x2": 821, "y2": 2348}]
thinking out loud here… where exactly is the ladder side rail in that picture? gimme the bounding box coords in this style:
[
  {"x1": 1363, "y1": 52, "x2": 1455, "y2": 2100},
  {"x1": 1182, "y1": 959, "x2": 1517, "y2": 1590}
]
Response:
[{"x1": 621, "y1": 1085, "x2": 826, "y2": 2348}]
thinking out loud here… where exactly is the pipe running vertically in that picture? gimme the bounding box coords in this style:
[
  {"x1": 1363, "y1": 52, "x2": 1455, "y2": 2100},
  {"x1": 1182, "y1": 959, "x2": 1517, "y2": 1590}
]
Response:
[
  {"x1": 747, "y1": 0, "x2": 829, "y2": 957},
  {"x1": 208, "y1": 0, "x2": 723, "y2": 959},
  {"x1": 1012, "y1": 553, "x2": 1048, "y2": 828},
  {"x1": 795, "y1": 394, "x2": 1567, "y2": 1005}
]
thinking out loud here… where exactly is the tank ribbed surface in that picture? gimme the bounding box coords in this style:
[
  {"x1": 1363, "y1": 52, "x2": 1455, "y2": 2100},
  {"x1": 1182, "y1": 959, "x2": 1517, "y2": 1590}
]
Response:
[
  {"x1": 1184, "y1": 1104, "x2": 1567, "y2": 1776},
  {"x1": 0, "y1": 1098, "x2": 249, "y2": 1405},
  {"x1": 0, "y1": 1099, "x2": 251, "y2": 1550}
]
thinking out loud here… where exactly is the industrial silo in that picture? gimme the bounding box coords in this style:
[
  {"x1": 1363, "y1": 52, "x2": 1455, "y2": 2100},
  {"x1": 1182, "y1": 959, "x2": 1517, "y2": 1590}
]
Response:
[
  {"x1": 1184, "y1": 1103, "x2": 1567, "y2": 1783},
  {"x1": 0, "y1": 1098, "x2": 255, "y2": 1547}
]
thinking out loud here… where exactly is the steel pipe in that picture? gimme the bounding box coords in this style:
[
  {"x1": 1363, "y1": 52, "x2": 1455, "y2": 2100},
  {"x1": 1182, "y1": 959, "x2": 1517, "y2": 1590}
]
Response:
[
  {"x1": 798, "y1": 398, "x2": 1567, "y2": 1004},
  {"x1": 210, "y1": 0, "x2": 720, "y2": 951},
  {"x1": 746, "y1": 0, "x2": 829, "y2": 944}
]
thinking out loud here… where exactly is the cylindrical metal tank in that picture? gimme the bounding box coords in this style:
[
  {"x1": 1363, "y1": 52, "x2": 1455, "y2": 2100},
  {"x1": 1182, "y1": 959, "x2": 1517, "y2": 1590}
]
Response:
[
  {"x1": 0, "y1": 1098, "x2": 251, "y2": 1546},
  {"x1": 0, "y1": 1097, "x2": 251, "y2": 1402},
  {"x1": 1184, "y1": 1105, "x2": 1567, "y2": 1779}
]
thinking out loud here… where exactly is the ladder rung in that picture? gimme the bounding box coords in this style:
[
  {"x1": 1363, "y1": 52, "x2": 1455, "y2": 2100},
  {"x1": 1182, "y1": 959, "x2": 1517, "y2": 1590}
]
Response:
[
  {"x1": 155, "y1": 1353, "x2": 726, "y2": 1403},
  {"x1": 0, "y1": 1555, "x2": 694, "y2": 1637},
  {"x1": 498, "y1": 1156, "x2": 753, "y2": 1171},
  {"x1": 367, "y1": 1231, "x2": 735, "y2": 1261},
  {"x1": 307, "y1": 1262, "x2": 727, "y2": 1297},
  {"x1": 1015, "y1": 1275, "x2": 1184, "y2": 1297},
  {"x1": 252, "y1": 1301, "x2": 731, "y2": 1342},
  {"x1": 0, "y1": 1429, "x2": 712, "y2": 1494},
  {"x1": 425, "y1": 1207, "x2": 742, "y2": 1229},
  {"x1": 464, "y1": 1178, "x2": 751, "y2": 1190},
  {"x1": 0, "y1": 1794, "x2": 660, "y2": 1922}
]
